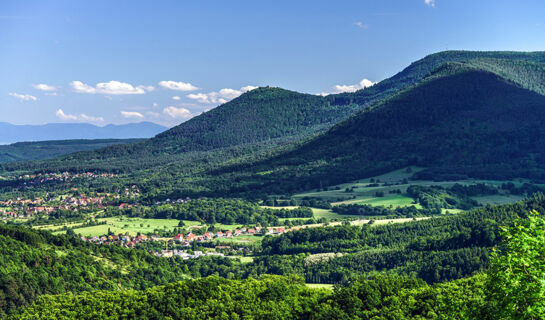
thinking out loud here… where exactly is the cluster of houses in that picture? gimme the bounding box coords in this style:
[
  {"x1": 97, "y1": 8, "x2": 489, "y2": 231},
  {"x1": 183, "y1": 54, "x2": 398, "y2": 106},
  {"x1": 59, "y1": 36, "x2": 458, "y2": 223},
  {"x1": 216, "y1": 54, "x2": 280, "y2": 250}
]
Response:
[
  {"x1": 155, "y1": 250, "x2": 225, "y2": 259},
  {"x1": 81, "y1": 234, "x2": 150, "y2": 247},
  {"x1": 79, "y1": 226, "x2": 290, "y2": 250},
  {"x1": 17, "y1": 172, "x2": 117, "y2": 188},
  {"x1": 171, "y1": 226, "x2": 287, "y2": 246},
  {"x1": 0, "y1": 193, "x2": 112, "y2": 220}
]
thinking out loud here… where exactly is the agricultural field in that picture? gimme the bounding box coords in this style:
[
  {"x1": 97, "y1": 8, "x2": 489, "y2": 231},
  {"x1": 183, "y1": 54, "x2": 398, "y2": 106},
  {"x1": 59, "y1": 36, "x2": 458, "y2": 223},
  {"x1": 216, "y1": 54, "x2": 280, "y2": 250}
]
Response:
[
  {"x1": 293, "y1": 166, "x2": 534, "y2": 210},
  {"x1": 305, "y1": 283, "x2": 334, "y2": 290},
  {"x1": 61, "y1": 216, "x2": 183, "y2": 237}
]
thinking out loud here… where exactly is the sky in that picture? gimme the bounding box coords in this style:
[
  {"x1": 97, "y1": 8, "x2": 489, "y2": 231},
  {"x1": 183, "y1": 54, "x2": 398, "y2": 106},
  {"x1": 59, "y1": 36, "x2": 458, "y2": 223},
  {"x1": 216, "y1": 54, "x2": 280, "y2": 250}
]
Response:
[{"x1": 1, "y1": 0, "x2": 544, "y2": 127}]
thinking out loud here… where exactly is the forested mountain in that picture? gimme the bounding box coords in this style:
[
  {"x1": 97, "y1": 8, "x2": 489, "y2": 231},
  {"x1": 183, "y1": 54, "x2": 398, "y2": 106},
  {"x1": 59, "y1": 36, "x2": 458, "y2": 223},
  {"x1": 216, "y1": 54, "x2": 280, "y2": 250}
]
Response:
[
  {"x1": 216, "y1": 59, "x2": 545, "y2": 195},
  {"x1": 0, "y1": 122, "x2": 166, "y2": 144},
  {"x1": 330, "y1": 50, "x2": 545, "y2": 106},
  {"x1": 0, "y1": 139, "x2": 141, "y2": 163},
  {"x1": 9, "y1": 51, "x2": 545, "y2": 175},
  {"x1": 55, "y1": 87, "x2": 361, "y2": 157},
  {"x1": 3, "y1": 51, "x2": 545, "y2": 199}
]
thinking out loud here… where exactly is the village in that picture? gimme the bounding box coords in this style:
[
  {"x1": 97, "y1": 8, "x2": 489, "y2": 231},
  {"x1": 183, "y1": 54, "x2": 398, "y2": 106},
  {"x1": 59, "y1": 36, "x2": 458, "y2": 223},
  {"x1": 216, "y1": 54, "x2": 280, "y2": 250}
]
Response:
[
  {"x1": 0, "y1": 184, "x2": 141, "y2": 219},
  {"x1": 80, "y1": 225, "x2": 290, "y2": 259}
]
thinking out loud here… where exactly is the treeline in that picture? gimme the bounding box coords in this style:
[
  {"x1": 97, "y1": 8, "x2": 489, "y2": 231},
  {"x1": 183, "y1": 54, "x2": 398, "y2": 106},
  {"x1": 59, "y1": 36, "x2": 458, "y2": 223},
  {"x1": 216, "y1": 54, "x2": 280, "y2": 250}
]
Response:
[
  {"x1": 248, "y1": 194, "x2": 545, "y2": 284},
  {"x1": 15, "y1": 201, "x2": 545, "y2": 319},
  {"x1": 405, "y1": 183, "x2": 501, "y2": 210},
  {"x1": 0, "y1": 223, "x2": 242, "y2": 316},
  {"x1": 10, "y1": 274, "x2": 485, "y2": 320},
  {"x1": 115, "y1": 198, "x2": 313, "y2": 225},
  {"x1": 332, "y1": 203, "x2": 441, "y2": 216}
]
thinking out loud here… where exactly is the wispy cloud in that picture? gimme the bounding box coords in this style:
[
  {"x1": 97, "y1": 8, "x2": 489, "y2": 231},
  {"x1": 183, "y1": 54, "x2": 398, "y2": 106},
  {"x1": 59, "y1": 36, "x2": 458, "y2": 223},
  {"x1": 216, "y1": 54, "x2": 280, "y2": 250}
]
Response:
[
  {"x1": 172, "y1": 96, "x2": 181, "y2": 100},
  {"x1": 121, "y1": 111, "x2": 144, "y2": 119},
  {"x1": 70, "y1": 80, "x2": 153, "y2": 95},
  {"x1": 163, "y1": 106, "x2": 192, "y2": 119},
  {"x1": 187, "y1": 86, "x2": 257, "y2": 104},
  {"x1": 354, "y1": 21, "x2": 368, "y2": 29},
  {"x1": 319, "y1": 78, "x2": 377, "y2": 96},
  {"x1": 425, "y1": 0, "x2": 436, "y2": 7},
  {"x1": 8, "y1": 92, "x2": 38, "y2": 101},
  {"x1": 159, "y1": 81, "x2": 199, "y2": 91},
  {"x1": 32, "y1": 83, "x2": 57, "y2": 91},
  {"x1": 56, "y1": 108, "x2": 104, "y2": 122}
]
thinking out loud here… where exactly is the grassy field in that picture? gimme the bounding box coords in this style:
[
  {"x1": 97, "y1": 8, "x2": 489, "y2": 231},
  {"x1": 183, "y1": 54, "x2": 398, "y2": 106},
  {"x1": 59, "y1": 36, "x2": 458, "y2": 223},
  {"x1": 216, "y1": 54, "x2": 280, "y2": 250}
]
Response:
[
  {"x1": 471, "y1": 194, "x2": 525, "y2": 205},
  {"x1": 306, "y1": 283, "x2": 334, "y2": 290},
  {"x1": 331, "y1": 194, "x2": 420, "y2": 208},
  {"x1": 64, "y1": 216, "x2": 182, "y2": 237},
  {"x1": 215, "y1": 235, "x2": 262, "y2": 244},
  {"x1": 293, "y1": 166, "x2": 531, "y2": 210}
]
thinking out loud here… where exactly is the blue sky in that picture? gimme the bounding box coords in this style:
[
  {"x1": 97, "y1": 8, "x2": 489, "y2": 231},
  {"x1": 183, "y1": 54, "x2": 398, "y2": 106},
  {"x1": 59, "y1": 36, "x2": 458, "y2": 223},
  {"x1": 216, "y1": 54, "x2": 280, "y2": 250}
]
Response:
[{"x1": 1, "y1": 0, "x2": 544, "y2": 127}]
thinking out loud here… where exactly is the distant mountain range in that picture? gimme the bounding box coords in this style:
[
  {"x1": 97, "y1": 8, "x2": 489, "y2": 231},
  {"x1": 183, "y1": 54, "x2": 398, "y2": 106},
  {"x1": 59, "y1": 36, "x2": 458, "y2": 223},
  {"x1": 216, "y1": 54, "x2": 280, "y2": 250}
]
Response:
[
  {"x1": 0, "y1": 122, "x2": 167, "y2": 144},
  {"x1": 0, "y1": 139, "x2": 143, "y2": 163}
]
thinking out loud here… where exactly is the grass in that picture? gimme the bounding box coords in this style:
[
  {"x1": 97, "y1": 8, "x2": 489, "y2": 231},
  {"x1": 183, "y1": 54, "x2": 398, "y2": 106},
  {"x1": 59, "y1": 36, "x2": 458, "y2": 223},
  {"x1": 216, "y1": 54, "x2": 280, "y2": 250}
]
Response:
[
  {"x1": 67, "y1": 216, "x2": 182, "y2": 237},
  {"x1": 332, "y1": 194, "x2": 420, "y2": 208},
  {"x1": 471, "y1": 194, "x2": 525, "y2": 205},
  {"x1": 293, "y1": 166, "x2": 532, "y2": 211},
  {"x1": 228, "y1": 256, "x2": 255, "y2": 263},
  {"x1": 305, "y1": 283, "x2": 334, "y2": 290},
  {"x1": 215, "y1": 235, "x2": 262, "y2": 244}
]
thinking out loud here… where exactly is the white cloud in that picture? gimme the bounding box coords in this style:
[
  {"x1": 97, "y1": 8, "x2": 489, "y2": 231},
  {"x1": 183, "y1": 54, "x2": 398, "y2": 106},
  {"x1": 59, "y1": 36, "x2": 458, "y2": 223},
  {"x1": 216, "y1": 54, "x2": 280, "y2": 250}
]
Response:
[
  {"x1": 8, "y1": 92, "x2": 38, "y2": 101},
  {"x1": 425, "y1": 0, "x2": 435, "y2": 7},
  {"x1": 32, "y1": 83, "x2": 57, "y2": 91},
  {"x1": 332, "y1": 78, "x2": 376, "y2": 94},
  {"x1": 159, "y1": 80, "x2": 199, "y2": 91},
  {"x1": 70, "y1": 81, "x2": 96, "y2": 93},
  {"x1": 354, "y1": 21, "x2": 368, "y2": 29},
  {"x1": 187, "y1": 85, "x2": 257, "y2": 104},
  {"x1": 56, "y1": 109, "x2": 77, "y2": 120},
  {"x1": 172, "y1": 96, "x2": 181, "y2": 100},
  {"x1": 56, "y1": 108, "x2": 104, "y2": 122},
  {"x1": 70, "y1": 80, "x2": 153, "y2": 95},
  {"x1": 121, "y1": 111, "x2": 144, "y2": 119},
  {"x1": 45, "y1": 92, "x2": 58, "y2": 96},
  {"x1": 80, "y1": 113, "x2": 105, "y2": 122},
  {"x1": 138, "y1": 85, "x2": 155, "y2": 92},
  {"x1": 153, "y1": 102, "x2": 159, "y2": 108},
  {"x1": 163, "y1": 106, "x2": 192, "y2": 119}
]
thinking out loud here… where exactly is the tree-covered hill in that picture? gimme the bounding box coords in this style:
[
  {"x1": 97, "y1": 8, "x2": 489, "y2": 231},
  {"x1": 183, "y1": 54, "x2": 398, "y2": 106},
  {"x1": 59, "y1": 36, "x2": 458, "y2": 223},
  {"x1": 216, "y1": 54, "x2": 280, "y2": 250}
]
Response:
[
  {"x1": 0, "y1": 223, "x2": 239, "y2": 316},
  {"x1": 217, "y1": 61, "x2": 545, "y2": 195},
  {"x1": 329, "y1": 50, "x2": 545, "y2": 107},
  {"x1": 3, "y1": 51, "x2": 545, "y2": 200},
  {"x1": 58, "y1": 87, "x2": 360, "y2": 157},
  {"x1": 7, "y1": 51, "x2": 545, "y2": 177}
]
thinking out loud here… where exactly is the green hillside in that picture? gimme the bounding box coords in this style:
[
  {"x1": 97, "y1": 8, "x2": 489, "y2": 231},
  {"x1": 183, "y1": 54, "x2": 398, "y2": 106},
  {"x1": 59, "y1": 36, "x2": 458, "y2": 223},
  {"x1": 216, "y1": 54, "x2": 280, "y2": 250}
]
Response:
[
  {"x1": 329, "y1": 50, "x2": 545, "y2": 107},
  {"x1": 3, "y1": 51, "x2": 545, "y2": 200},
  {"x1": 0, "y1": 223, "x2": 239, "y2": 316},
  {"x1": 7, "y1": 51, "x2": 545, "y2": 177},
  {"x1": 217, "y1": 61, "x2": 545, "y2": 195}
]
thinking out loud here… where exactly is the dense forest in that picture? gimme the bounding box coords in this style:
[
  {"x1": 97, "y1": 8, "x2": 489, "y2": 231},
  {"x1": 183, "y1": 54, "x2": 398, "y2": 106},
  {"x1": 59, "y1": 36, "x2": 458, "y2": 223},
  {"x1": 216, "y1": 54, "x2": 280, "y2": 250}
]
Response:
[
  {"x1": 121, "y1": 198, "x2": 313, "y2": 225},
  {"x1": 9, "y1": 210, "x2": 545, "y2": 319},
  {"x1": 212, "y1": 63, "x2": 545, "y2": 197}
]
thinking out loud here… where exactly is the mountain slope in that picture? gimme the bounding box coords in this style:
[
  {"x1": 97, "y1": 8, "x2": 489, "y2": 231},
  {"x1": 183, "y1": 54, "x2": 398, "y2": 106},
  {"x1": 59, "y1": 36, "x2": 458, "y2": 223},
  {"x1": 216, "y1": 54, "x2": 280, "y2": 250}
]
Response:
[
  {"x1": 221, "y1": 63, "x2": 545, "y2": 195},
  {"x1": 149, "y1": 87, "x2": 359, "y2": 153},
  {"x1": 0, "y1": 122, "x2": 166, "y2": 144},
  {"x1": 329, "y1": 50, "x2": 545, "y2": 107}
]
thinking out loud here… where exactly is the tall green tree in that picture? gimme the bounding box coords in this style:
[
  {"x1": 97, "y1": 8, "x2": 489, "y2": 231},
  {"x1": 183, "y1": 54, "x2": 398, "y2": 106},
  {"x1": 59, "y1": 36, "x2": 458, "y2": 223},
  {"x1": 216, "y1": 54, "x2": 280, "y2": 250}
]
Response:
[{"x1": 486, "y1": 211, "x2": 545, "y2": 319}]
